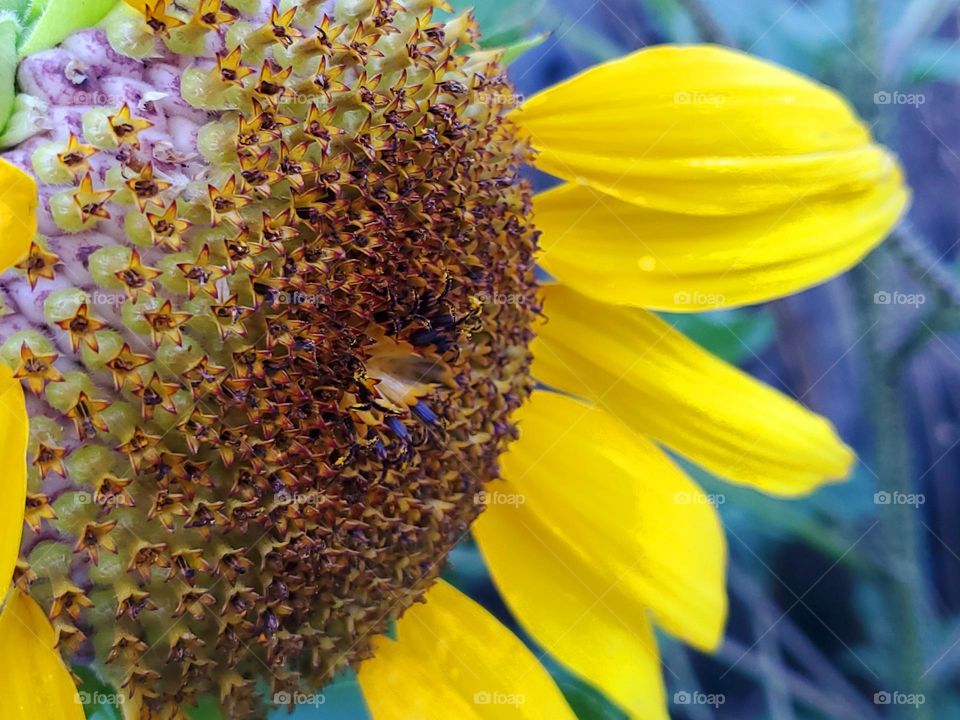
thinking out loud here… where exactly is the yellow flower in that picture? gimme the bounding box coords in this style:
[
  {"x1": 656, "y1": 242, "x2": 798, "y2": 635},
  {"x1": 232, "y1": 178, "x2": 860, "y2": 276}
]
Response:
[{"x1": 0, "y1": 6, "x2": 906, "y2": 720}]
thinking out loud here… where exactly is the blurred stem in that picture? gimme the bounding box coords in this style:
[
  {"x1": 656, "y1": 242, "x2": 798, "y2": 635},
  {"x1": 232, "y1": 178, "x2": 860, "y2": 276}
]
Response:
[
  {"x1": 853, "y1": 262, "x2": 932, "y2": 719},
  {"x1": 890, "y1": 222, "x2": 960, "y2": 308},
  {"x1": 850, "y1": 1, "x2": 933, "y2": 717},
  {"x1": 730, "y1": 566, "x2": 884, "y2": 718},
  {"x1": 717, "y1": 639, "x2": 882, "y2": 720},
  {"x1": 662, "y1": 643, "x2": 714, "y2": 720},
  {"x1": 751, "y1": 613, "x2": 795, "y2": 719},
  {"x1": 676, "y1": 0, "x2": 734, "y2": 45}
]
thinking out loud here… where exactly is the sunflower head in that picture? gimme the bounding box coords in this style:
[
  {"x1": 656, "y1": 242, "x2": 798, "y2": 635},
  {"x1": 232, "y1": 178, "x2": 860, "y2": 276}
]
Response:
[{"x1": 2, "y1": 0, "x2": 537, "y2": 715}]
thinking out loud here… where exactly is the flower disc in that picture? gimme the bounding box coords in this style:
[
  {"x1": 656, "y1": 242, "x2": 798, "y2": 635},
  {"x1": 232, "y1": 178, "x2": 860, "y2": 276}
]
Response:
[{"x1": 0, "y1": 0, "x2": 538, "y2": 715}]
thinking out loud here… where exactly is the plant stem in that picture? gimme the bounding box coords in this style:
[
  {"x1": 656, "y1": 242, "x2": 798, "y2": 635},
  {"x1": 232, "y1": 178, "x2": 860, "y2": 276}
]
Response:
[
  {"x1": 676, "y1": 0, "x2": 734, "y2": 45},
  {"x1": 717, "y1": 639, "x2": 883, "y2": 720},
  {"x1": 889, "y1": 222, "x2": 960, "y2": 307},
  {"x1": 849, "y1": 1, "x2": 933, "y2": 717},
  {"x1": 853, "y1": 263, "x2": 932, "y2": 719}
]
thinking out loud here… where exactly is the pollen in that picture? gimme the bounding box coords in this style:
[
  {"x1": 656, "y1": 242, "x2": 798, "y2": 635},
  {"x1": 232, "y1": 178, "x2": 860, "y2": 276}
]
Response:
[{"x1": 2, "y1": 0, "x2": 538, "y2": 717}]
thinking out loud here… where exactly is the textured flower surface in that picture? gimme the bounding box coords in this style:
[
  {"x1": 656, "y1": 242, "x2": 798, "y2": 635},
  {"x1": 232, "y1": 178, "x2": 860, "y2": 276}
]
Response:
[{"x1": 0, "y1": 0, "x2": 907, "y2": 718}]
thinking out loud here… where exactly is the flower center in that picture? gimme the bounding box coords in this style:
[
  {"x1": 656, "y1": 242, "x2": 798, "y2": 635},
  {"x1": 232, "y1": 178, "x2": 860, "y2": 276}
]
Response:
[{"x1": 1, "y1": 0, "x2": 538, "y2": 716}]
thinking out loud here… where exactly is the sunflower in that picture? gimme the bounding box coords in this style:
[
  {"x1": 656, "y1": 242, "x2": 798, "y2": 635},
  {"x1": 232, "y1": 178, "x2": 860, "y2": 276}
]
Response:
[{"x1": 0, "y1": 0, "x2": 906, "y2": 717}]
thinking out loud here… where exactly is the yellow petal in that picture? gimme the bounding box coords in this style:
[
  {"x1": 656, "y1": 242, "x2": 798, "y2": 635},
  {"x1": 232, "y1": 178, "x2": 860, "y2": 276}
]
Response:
[
  {"x1": 0, "y1": 157, "x2": 37, "y2": 272},
  {"x1": 0, "y1": 590, "x2": 84, "y2": 719},
  {"x1": 0, "y1": 365, "x2": 27, "y2": 592},
  {"x1": 535, "y1": 170, "x2": 908, "y2": 310},
  {"x1": 514, "y1": 45, "x2": 898, "y2": 215},
  {"x1": 477, "y1": 391, "x2": 725, "y2": 666},
  {"x1": 473, "y1": 396, "x2": 719, "y2": 717},
  {"x1": 359, "y1": 580, "x2": 575, "y2": 720},
  {"x1": 533, "y1": 284, "x2": 854, "y2": 494}
]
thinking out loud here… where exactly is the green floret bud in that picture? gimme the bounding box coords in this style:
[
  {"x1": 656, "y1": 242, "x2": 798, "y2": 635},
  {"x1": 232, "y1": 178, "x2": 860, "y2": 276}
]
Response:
[
  {"x1": 50, "y1": 490, "x2": 99, "y2": 533},
  {"x1": 181, "y1": 67, "x2": 240, "y2": 111},
  {"x1": 0, "y1": 329, "x2": 55, "y2": 369},
  {"x1": 120, "y1": 294, "x2": 163, "y2": 335},
  {"x1": 81, "y1": 108, "x2": 119, "y2": 150},
  {"x1": 88, "y1": 245, "x2": 133, "y2": 290},
  {"x1": 101, "y1": 400, "x2": 139, "y2": 439},
  {"x1": 44, "y1": 370, "x2": 95, "y2": 413},
  {"x1": 80, "y1": 329, "x2": 125, "y2": 369},
  {"x1": 49, "y1": 189, "x2": 95, "y2": 231},
  {"x1": 197, "y1": 118, "x2": 238, "y2": 165},
  {"x1": 43, "y1": 287, "x2": 90, "y2": 325},
  {"x1": 124, "y1": 209, "x2": 154, "y2": 248},
  {"x1": 27, "y1": 541, "x2": 75, "y2": 585},
  {"x1": 102, "y1": 4, "x2": 156, "y2": 59},
  {"x1": 65, "y1": 444, "x2": 117, "y2": 484},
  {"x1": 31, "y1": 141, "x2": 73, "y2": 184}
]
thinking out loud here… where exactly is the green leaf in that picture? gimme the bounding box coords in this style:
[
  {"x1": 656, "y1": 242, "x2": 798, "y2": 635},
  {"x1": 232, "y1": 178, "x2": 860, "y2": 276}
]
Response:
[
  {"x1": 497, "y1": 31, "x2": 549, "y2": 66},
  {"x1": 541, "y1": 658, "x2": 627, "y2": 720},
  {"x1": 0, "y1": 11, "x2": 18, "y2": 134},
  {"x1": 0, "y1": 0, "x2": 28, "y2": 19},
  {"x1": 72, "y1": 665, "x2": 123, "y2": 720},
  {"x1": 441, "y1": 0, "x2": 545, "y2": 48},
  {"x1": 662, "y1": 309, "x2": 776, "y2": 365},
  {"x1": 905, "y1": 38, "x2": 960, "y2": 83},
  {"x1": 266, "y1": 671, "x2": 371, "y2": 719},
  {"x1": 0, "y1": 94, "x2": 49, "y2": 147},
  {"x1": 17, "y1": 0, "x2": 118, "y2": 57}
]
